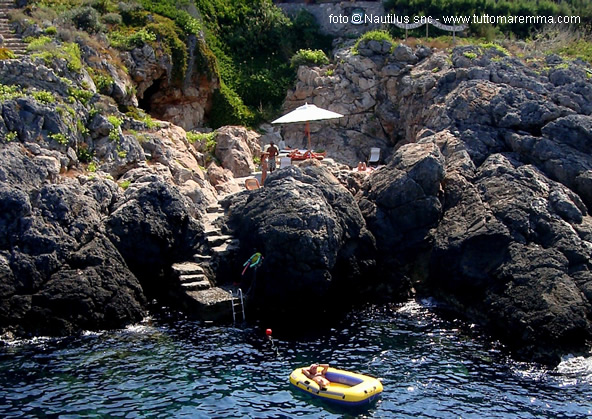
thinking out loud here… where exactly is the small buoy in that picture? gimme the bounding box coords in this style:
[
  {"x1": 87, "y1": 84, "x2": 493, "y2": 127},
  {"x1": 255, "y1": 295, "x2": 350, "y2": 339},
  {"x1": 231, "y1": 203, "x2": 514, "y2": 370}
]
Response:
[{"x1": 265, "y1": 328, "x2": 272, "y2": 336}]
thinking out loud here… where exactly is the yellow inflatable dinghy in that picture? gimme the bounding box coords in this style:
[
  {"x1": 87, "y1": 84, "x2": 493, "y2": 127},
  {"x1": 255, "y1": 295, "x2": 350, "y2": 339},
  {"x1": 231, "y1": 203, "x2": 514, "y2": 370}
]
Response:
[{"x1": 289, "y1": 366, "x2": 382, "y2": 406}]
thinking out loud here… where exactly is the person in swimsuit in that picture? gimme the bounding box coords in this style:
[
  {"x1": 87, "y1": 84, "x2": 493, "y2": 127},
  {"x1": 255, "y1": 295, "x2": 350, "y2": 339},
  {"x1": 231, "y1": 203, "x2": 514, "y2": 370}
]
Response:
[{"x1": 302, "y1": 363, "x2": 330, "y2": 389}]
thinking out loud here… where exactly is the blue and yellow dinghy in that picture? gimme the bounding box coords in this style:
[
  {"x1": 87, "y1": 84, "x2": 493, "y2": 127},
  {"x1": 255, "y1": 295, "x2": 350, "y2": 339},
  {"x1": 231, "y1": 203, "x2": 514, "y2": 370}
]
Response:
[{"x1": 289, "y1": 366, "x2": 383, "y2": 406}]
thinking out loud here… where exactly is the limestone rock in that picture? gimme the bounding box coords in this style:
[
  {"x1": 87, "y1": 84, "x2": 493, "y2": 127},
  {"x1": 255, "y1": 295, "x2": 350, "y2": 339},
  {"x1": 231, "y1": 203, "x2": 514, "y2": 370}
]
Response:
[{"x1": 214, "y1": 126, "x2": 260, "y2": 178}]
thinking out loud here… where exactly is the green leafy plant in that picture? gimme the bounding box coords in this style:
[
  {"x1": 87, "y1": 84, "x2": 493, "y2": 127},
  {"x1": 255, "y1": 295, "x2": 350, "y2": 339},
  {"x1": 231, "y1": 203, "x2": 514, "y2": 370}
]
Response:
[
  {"x1": 49, "y1": 133, "x2": 68, "y2": 146},
  {"x1": 68, "y1": 87, "x2": 94, "y2": 104},
  {"x1": 91, "y1": 71, "x2": 114, "y2": 93},
  {"x1": 77, "y1": 120, "x2": 89, "y2": 136},
  {"x1": 118, "y1": 179, "x2": 131, "y2": 189},
  {"x1": 463, "y1": 51, "x2": 478, "y2": 59},
  {"x1": 109, "y1": 27, "x2": 156, "y2": 50},
  {"x1": 44, "y1": 26, "x2": 58, "y2": 36},
  {"x1": 480, "y1": 42, "x2": 509, "y2": 57},
  {"x1": 77, "y1": 144, "x2": 93, "y2": 162},
  {"x1": 32, "y1": 90, "x2": 56, "y2": 104},
  {"x1": 107, "y1": 115, "x2": 123, "y2": 128},
  {"x1": 87, "y1": 161, "x2": 98, "y2": 172},
  {"x1": 142, "y1": 115, "x2": 158, "y2": 129},
  {"x1": 29, "y1": 39, "x2": 83, "y2": 73},
  {"x1": 0, "y1": 84, "x2": 21, "y2": 101},
  {"x1": 5, "y1": 131, "x2": 17, "y2": 142}
]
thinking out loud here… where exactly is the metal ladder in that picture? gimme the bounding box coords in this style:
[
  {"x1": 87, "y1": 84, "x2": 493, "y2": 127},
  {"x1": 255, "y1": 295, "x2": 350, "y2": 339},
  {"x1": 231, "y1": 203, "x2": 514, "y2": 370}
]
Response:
[{"x1": 230, "y1": 288, "x2": 245, "y2": 324}]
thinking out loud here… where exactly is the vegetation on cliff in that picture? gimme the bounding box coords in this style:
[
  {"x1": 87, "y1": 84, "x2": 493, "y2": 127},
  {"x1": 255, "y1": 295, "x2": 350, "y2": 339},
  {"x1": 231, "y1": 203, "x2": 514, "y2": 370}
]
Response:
[
  {"x1": 385, "y1": 0, "x2": 592, "y2": 39},
  {"x1": 6, "y1": 0, "x2": 331, "y2": 128}
]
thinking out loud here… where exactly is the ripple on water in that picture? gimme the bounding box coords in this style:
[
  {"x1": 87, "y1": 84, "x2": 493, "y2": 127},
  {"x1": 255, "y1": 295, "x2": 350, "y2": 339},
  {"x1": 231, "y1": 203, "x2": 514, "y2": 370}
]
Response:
[{"x1": 1, "y1": 301, "x2": 591, "y2": 417}]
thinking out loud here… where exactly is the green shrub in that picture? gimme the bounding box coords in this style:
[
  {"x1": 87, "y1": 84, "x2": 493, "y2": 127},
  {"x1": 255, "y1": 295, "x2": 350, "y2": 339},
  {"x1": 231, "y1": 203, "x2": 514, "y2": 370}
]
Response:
[
  {"x1": 118, "y1": 1, "x2": 147, "y2": 26},
  {"x1": 146, "y1": 18, "x2": 187, "y2": 82},
  {"x1": 101, "y1": 12, "x2": 122, "y2": 25},
  {"x1": 77, "y1": 144, "x2": 94, "y2": 162},
  {"x1": 209, "y1": 83, "x2": 254, "y2": 129},
  {"x1": 119, "y1": 179, "x2": 131, "y2": 189},
  {"x1": 5, "y1": 131, "x2": 17, "y2": 142},
  {"x1": 139, "y1": 0, "x2": 201, "y2": 35},
  {"x1": 142, "y1": 115, "x2": 158, "y2": 129},
  {"x1": 187, "y1": 130, "x2": 216, "y2": 148},
  {"x1": 91, "y1": 0, "x2": 118, "y2": 14},
  {"x1": 109, "y1": 27, "x2": 156, "y2": 50},
  {"x1": 560, "y1": 39, "x2": 592, "y2": 64},
  {"x1": 107, "y1": 115, "x2": 123, "y2": 128},
  {"x1": 66, "y1": 6, "x2": 104, "y2": 33},
  {"x1": 28, "y1": 38, "x2": 83, "y2": 73},
  {"x1": 290, "y1": 48, "x2": 329, "y2": 67},
  {"x1": 0, "y1": 84, "x2": 21, "y2": 101},
  {"x1": 352, "y1": 30, "x2": 394, "y2": 54},
  {"x1": 480, "y1": 42, "x2": 509, "y2": 56},
  {"x1": 32, "y1": 90, "x2": 56, "y2": 104},
  {"x1": 68, "y1": 87, "x2": 94, "y2": 104},
  {"x1": 44, "y1": 26, "x2": 58, "y2": 36},
  {"x1": 26, "y1": 35, "x2": 53, "y2": 51}
]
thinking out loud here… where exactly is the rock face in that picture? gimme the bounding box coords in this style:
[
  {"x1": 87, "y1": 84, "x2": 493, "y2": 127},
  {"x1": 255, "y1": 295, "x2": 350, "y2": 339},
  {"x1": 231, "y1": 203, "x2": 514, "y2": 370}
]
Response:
[
  {"x1": 278, "y1": 41, "x2": 592, "y2": 363},
  {"x1": 357, "y1": 141, "x2": 445, "y2": 291},
  {"x1": 106, "y1": 179, "x2": 205, "y2": 296},
  {"x1": 0, "y1": 144, "x2": 145, "y2": 336},
  {"x1": 220, "y1": 164, "x2": 377, "y2": 318},
  {"x1": 214, "y1": 126, "x2": 261, "y2": 178},
  {"x1": 0, "y1": 55, "x2": 222, "y2": 337}
]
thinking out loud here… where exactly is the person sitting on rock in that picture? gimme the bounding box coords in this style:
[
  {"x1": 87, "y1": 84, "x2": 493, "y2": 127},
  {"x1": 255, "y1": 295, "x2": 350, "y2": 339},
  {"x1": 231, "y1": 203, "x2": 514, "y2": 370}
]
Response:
[{"x1": 302, "y1": 363, "x2": 330, "y2": 390}]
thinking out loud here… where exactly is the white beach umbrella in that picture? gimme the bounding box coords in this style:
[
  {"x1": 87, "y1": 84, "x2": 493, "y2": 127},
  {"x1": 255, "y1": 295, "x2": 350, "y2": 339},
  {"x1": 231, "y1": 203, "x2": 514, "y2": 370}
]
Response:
[{"x1": 271, "y1": 103, "x2": 343, "y2": 152}]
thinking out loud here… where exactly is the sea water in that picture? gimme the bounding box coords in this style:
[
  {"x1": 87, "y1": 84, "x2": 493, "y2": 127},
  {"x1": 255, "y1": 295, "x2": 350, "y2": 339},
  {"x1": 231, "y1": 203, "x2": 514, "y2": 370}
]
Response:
[{"x1": 0, "y1": 300, "x2": 591, "y2": 418}]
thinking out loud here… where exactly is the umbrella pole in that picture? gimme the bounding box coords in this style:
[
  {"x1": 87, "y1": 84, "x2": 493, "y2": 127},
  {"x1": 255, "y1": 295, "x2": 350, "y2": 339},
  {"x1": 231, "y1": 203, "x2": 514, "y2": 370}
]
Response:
[{"x1": 306, "y1": 121, "x2": 311, "y2": 157}]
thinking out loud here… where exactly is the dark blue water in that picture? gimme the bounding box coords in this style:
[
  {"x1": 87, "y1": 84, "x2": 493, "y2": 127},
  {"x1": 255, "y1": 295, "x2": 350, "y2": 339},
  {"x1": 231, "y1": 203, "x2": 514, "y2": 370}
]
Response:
[{"x1": 1, "y1": 300, "x2": 591, "y2": 418}]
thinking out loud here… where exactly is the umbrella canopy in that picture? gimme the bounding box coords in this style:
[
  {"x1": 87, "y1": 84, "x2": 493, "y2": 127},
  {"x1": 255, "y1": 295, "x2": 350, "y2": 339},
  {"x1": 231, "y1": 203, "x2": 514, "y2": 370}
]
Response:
[{"x1": 272, "y1": 103, "x2": 343, "y2": 152}]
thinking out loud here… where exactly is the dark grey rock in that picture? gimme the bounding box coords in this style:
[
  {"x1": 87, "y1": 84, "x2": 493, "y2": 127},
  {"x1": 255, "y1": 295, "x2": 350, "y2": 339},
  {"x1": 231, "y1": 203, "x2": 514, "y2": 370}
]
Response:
[
  {"x1": 106, "y1": 180, "x2": 205, "y2": 294},
  {"x1": 221, "y1": 165, "x2": 377, "y2": 317}
]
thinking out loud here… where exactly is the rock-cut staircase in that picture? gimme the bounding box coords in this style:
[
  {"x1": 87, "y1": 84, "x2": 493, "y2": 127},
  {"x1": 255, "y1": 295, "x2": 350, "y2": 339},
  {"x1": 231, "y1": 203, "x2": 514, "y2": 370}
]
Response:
[
  {"x1": 171, "y1": 202, "x2": 243, "y2": 323},
  {"x1": 0, "y1": 0, "x2": 27, "y2": 56}
]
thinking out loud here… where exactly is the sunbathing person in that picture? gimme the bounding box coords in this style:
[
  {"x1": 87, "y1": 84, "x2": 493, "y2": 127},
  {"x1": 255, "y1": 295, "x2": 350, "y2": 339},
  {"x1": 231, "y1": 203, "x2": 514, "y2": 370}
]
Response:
[{"x1": 302, "y1": 363, "x2": 330, "y2": 389}]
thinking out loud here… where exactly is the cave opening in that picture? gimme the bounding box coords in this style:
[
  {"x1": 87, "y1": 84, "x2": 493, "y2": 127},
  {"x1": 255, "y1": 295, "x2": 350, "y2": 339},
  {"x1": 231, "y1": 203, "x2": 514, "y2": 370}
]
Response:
[{"x1": 138, "y1": 79, "x2": 162, "y2": 114}]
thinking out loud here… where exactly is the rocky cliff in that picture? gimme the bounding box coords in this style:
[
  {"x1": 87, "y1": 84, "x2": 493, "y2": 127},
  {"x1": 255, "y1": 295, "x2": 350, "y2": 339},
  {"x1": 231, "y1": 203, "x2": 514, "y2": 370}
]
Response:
[
  {"x1": 226, "y1": 40, "x2": 592, "y2": 364},
  {"x1": 2, "y1": 20, "x2": 592, "y2": 365}
]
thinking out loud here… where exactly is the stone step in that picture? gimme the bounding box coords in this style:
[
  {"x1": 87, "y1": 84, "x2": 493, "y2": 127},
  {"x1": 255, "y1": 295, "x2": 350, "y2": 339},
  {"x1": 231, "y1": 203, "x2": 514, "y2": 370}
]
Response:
[
  {"x1": 193, "y1": 254, "x2": 212, "y2": 262},
  {"x1": 179, "y1": 273, "x2": 208, "y2": 284},
  {"x1": 206, "y1": 205, "x2": 222, "y2": 213},
  {"x1": 206, "y1": 234, "x2": 233, "y2": 247},
  {"x1": 212, "y1": 241, "x2": 240, "y2": 254},
  {"x1": 181, "y1": 279, "x2": 211, "y2": 291},
  {"x1": 205, "y1": 212, "x2": 222, "y2": 224},
  {"x1": 204, "y1": 225, "x2": 222, "y2": 237},
  {"x1": 172, "y1": 261, "x2": 204, "y2": 276}
]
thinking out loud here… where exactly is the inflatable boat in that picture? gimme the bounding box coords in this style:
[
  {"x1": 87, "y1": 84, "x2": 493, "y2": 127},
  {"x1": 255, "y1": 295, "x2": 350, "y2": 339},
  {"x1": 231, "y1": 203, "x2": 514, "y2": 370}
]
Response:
[{"x1": 289, "y1": 366, "x2": 382, "y2": 406}]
